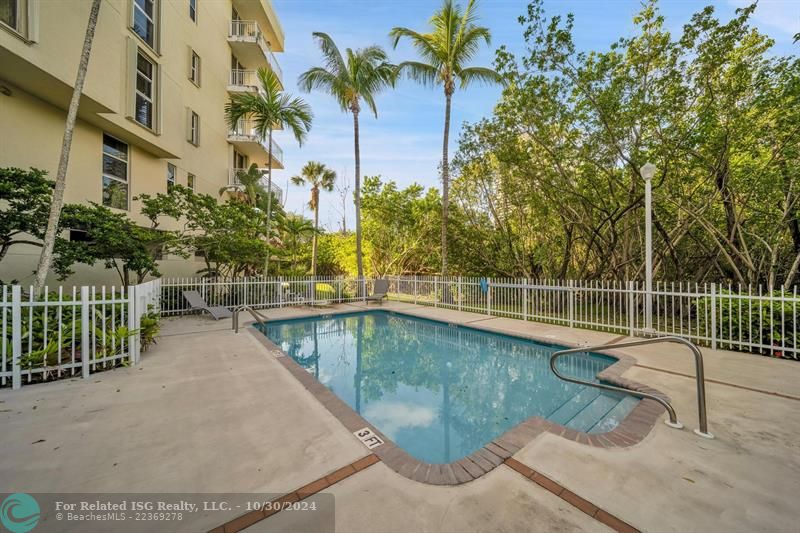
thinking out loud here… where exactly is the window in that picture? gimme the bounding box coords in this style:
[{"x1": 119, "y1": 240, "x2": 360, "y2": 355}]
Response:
[
  {"x1": 69, "y1": 229, "x2": 91, "y2": 242},
  {"x1": 188, "y1": 0, "x2": 196, "y2": 22},
  {"x1": 102, "y1": 134, "x2": 129, "y2": 210},
  {"x1": 135, "y1": 51, "x2": 155, "y2": 129},
  {"x1": 187, "y1": 173, "x2": 196, "y2": 191},
  {"x1": 0, "y1": 0, "x2": 17, "y2": 30},
  {"x1": 188, "y1": 111, "x2": 200, "y2": 145},
  {"x1": 189, "y1": 50, "x2": 201, "y2": 85},
  {"x1": 132, "y1": 0, "x2": 156, "y2": 49},
  {"x1": 167, "y1": 163, "x2": 176, "y2": 189}
]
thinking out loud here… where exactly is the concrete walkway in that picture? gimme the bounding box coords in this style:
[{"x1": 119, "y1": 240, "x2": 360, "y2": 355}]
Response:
[{"x1": 1, "y1": 302, "x2": 798, "y2": 532}]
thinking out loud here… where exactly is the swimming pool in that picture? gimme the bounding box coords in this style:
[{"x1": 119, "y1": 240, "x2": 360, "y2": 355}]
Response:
[{"x1": 260, "y1": 311, "x2": 638, "y2": 464}]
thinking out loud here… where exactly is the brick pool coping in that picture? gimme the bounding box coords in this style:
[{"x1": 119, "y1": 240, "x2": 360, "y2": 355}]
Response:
[{"x1": 247, "y1": 308, "x2": 669, "y2": 486}]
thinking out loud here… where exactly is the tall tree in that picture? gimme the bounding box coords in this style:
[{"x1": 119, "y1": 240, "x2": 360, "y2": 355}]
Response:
[
  {"x1": 291, "y1": 161, "x2": 337, "y2": 276},
  {"x1": 225, "y1": 67, "x2": 313, "y2": 275},
  {"x1": 390, "y1": 0, "x2": 501, "y2": 275},
  {"x1": 33, "y1": 0, "x2": 102, "y2": 293},
  {"x1": 298, "y1": 33, "x2": 395, "y2": 282}
]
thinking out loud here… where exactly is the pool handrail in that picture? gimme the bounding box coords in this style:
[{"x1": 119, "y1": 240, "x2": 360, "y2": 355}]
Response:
[
  {"x1": 550, "y1": 336, "x2": 713, "y2": 438},
  {"x1": 232, "y1": 305, "x2": 270, "y2": 333}
]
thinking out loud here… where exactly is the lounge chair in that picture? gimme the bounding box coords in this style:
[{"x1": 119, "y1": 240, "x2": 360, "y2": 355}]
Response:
[
  {"x1": 365, "y1": 279, "x2": 389, "y2": 305},
  {"x1": 182, "y1": 290, "x2": 233, "y2": 320}
]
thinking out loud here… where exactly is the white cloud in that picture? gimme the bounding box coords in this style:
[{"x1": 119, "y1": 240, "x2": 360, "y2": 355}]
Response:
[{"x1": 364, "y1": 401, "x2": 437, "y2": 440}]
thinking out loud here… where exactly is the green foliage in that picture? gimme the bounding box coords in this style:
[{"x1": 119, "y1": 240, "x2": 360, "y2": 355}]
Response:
[
  {"x1": 450, "y1": 0, "x2": 800, "y2": 286},
  {"x1": 139, "y1": 305, "x2": 160, "y2": 352},
  {"x1": 0, "y1": 167, "x2": 53, "y2": 271},
  {"x1": 53, "y1": 203, "x2": 165, "y2": 285},
  {"x1": 695, "y1": 290, "x2": 797, "y2": 356},
  {"x1": 361, "y1": 176, "x2": 441, "y2": 275},
  {"x1": 225, "y1": 67, "x2": 313, "y2": 148}
]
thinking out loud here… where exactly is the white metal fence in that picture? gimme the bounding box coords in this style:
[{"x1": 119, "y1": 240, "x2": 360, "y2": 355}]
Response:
[
  {"x1": 1, "y1": 279, "x2": 161, "y2": 390},
  {"x1": 161, "y1": 275, "x2": 798, "y2": 360}
]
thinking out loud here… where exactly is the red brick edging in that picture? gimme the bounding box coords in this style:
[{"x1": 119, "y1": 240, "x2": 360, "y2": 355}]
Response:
[
  {"x1": 505, "y1": 457, "x2": 639, "y2": 533},
  {"x1": 209, "y1": 454, "x2": 380, "y2": 533}
]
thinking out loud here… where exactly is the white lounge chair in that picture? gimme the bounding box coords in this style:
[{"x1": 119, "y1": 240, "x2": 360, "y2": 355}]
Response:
[{"x1": 182, "y1": 290, "x2": 233, "y2": 320}]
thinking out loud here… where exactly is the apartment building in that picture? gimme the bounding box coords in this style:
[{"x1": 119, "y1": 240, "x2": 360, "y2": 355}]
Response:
[{"x1": 0, "y1": 0, "x2": 285, "y2": 284}]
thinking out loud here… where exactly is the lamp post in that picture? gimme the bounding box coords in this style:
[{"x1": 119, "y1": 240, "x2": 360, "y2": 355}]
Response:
[{"x1": 641, "y1": 162, "x2": 656, "y2": 332}]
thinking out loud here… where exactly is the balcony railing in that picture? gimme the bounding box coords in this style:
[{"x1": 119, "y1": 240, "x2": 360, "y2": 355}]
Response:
[
  {"x1": 228, "y1": 168, "x2": 284, "y2": 201},
  {"x1": 227, "y1": 120, "x2": 284, "y2": 165},
  {"x1": 228, "y1": 20, "x2": 283, "y2": 83},
  {"x1": 229, "y1": 69, "x2": 258, "y2": 89}
]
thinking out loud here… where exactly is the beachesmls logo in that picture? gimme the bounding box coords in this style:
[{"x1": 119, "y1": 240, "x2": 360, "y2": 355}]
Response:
[{"x1": 0, "y1": 493, "x2": 40, "y2": 533}]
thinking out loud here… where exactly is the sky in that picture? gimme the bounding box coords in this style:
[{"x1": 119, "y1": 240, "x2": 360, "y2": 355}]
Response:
[{"x1": 269, "y1": 0, "x2": 799, "y2": 230}]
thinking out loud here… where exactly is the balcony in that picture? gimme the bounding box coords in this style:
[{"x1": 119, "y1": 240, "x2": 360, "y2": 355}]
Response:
[
  {"x1": 228, "y1": 168, "x2": 284, "y2": 205},
  {"x1": 227, "y1": 120, "x2": 284, "y2": 170},
  {"x1": 228, "y1": 69, "x2": 259, "y2": 93},
  {"x1": 228, "y1": 20, "x2": 283, "y2": 86}
]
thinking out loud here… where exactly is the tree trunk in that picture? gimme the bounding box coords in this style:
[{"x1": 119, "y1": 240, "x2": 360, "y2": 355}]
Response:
[
  {"x1": 311, "y1": 186, "x2": 319, "y2": 276},
  {"x1": 441, "y1": 92, "x2": 452, "y2": 276},
  {"x1": 353, "y1": 109, "x2": 364, "y2": 282},
  {"x1": 33, "y1": 0, "x2": 102, "y2": 293},
  {"x1": 264, "y1": 127, "x2": 274, "y2": 276}
]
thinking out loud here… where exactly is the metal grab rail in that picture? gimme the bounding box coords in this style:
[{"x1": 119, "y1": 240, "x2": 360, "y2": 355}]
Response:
[
  {"x1": 232, "y1": 305, "x2": 270, "y2": 333},
  {"x1": 550, "y1": 336, "x2": 713, "y2": 438}
]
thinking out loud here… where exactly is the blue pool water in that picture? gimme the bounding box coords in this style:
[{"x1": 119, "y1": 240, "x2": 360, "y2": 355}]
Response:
[{"x1": 260, "y1": 311, "x2": 638, "y2": 464}]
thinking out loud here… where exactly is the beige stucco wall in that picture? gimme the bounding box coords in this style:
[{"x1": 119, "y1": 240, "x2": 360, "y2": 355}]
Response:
[{"x1": 0, "y1": 0, "x2": 283, "y2": 286}]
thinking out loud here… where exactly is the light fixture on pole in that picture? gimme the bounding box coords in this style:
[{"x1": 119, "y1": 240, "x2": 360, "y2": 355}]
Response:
[{"x1": 641, "y1": 162, "x2": 656, "y2": 332}]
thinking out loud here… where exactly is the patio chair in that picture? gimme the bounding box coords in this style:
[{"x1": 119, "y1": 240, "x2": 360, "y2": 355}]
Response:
[
  {"x1": 365, "y1": 279, "x2": 389, "y2": 305},
  {"x1": 182, "y1": 290, "x2": 233, "y2": 320}
]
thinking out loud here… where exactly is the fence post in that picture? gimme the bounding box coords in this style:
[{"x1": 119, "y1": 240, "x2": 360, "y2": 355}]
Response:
[
  {"x1": 434, "y1": 278, "x2": 439, "y2": 308},
  {"x1": 11, "y1": 285, "x2": 21, "y2": 390},
  {"x1": 710, "y1": 283, "x2": 717, "y2": 350},
  {"x1": 627, "y1": 281, "x2": 635, "y2": 337},
  {"x1": 523, "y1": 279, "x2": 528, "y2": 321},
  {"x1": 487, "y1": 278, "x2": 492, "y2": 316},
  {"x1": 458, "y1": 276, "x2": 462, "y2": 312},
  {"x1": 81, "y1": 286, "x2": 90, "y2": 379},
  {"x1": 127, "y1": 285, "x2": 138, "y2": 364},
  {"x1": 414, "y1": 276, "x2": 418, "y2": 304},
  {"x1": 568, "y1": 279, "x2": 575, "y2": 328},
  {"x1": 278, "y1": 276, "x2": 283, "y2": 307}
]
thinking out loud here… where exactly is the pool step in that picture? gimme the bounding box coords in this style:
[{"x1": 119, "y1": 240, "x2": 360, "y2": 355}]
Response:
[
  {"x1": 564, "y1": 393, "x2": 622, "y2": 433},
  {"x1": 548, "y1": 388, "x2": 602, "y2": 425},
  {"x1": 587, "y1": 396, "x2": 639, "y2": 434}
]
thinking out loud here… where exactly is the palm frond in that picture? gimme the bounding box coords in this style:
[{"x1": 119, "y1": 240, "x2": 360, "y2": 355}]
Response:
[
  {"x1": 395, "y1": 61, "x2": 439, "y2": 87},
  {"x1": 456, "y1": 66, "x2": 502, "y2": 89}
]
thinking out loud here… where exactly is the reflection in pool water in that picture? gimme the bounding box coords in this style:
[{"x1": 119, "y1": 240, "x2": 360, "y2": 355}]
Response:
[{"x1": 261, "y1": 311, "x2": 637, "y2": 464}]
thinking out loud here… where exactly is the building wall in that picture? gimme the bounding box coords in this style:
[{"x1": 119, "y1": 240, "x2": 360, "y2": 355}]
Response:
[{"x1": 0, "y1": 0, "x2": 284, "y2": 286}]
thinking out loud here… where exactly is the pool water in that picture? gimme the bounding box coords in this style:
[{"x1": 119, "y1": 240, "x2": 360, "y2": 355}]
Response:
[{"x1": 260, "y1": 311, "x2": 638, "y2": 464}]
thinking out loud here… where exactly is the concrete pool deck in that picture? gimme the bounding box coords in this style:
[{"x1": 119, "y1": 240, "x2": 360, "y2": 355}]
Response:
[{"x1": 1, "y1": 301, "x2": 799, "y2": 532}]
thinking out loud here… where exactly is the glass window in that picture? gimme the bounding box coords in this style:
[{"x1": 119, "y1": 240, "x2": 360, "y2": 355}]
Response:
[
  {"x1": 188, "y1": 0, "x2": 196, "y2": 21},
  {"x1": 189, "y1": 111, "x2": 200, "y2": 145},
  {"x1": 135, "y1": 51, "x2": 155, "y2": 129},
  {"x1": 167, "y1": 163, "x2": 176, "y2": 189},
  {"x1": 102, "y1": 134, "x2": 129, "y2": 210},
  {"x1": 133, "y1": 0, "x2": 155, "y2": 48},
  {"x1": 187, "y1": 173, "x2": 195, "y2": 190},
  {"x1": 190, "y1": 51, "x2": 200, "y2": 85},
  {"x1": 0, "y1": 0, "x2": 17, "y2": 30}
]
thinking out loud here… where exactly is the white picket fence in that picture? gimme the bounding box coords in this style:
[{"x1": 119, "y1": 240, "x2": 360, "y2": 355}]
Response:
[
  {"x1": 161, "y1": 275, "x2": 798, "y2": 359},
  {"x1": 0, "y1": 278, "x2": 161, "y2": 390}
]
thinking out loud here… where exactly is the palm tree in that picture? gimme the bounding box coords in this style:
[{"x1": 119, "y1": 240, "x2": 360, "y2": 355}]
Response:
[
  {"x1": 281, "y1": 215, "x2": 316, "y2": 271},
  {"x1": 33, "y1": 0, "x2": 102, "y2": 293},
  {"x1": 298, "y1": 33, "x2": 395, "y2": 283},
  {"x1": 219, "y1": 163, "x2": 264, "y2": 208},
  {"x1": 225, "y1": 67, "x2": 313, "y2": 275},
  {"x1": 390, "y1": 0, "x2": 501, "y2": 275},
  {"x1": 291, "y1": 161, "x2": 336, "y2": 276}
]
